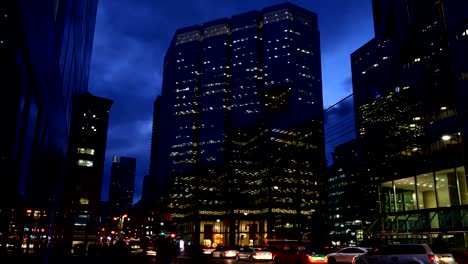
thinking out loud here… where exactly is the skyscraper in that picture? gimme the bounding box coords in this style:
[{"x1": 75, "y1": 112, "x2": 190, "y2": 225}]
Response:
[
  {"x1": 351, "y1": 0, "x2": 468, "y2": 245},
  {"x1": 64, "y1": 92, "x2": 113, "y2": 247},
  {"x1": 153, "y1": 3, "x2": 326, "y2": 246},
  {"x1": 108, "y1": 156, "x2": 137, "y2": 217},
  {"x1": 0, "y1": 0, "x2": 98, "y2": 253}
]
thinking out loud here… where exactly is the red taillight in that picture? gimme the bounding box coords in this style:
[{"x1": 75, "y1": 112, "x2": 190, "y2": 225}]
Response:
[{"x1": 428, "y1": 254, "x2": 436, "y2": 262}]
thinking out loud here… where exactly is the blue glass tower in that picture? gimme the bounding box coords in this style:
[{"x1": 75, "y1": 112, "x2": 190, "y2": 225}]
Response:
[
  {"x1": 0, "y1": 0, "x2": 98, "y2": 253},
  {"x1": 154, "y1": 3, "x2": 326, "y2": 246}
]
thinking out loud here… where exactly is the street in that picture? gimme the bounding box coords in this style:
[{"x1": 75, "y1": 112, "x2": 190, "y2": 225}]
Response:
[{"x1": 0, "y1": 255, "x2": 275, "y2": 264}]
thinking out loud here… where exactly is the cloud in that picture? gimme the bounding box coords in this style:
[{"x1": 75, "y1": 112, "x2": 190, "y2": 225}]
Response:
[
  {"x1": 324, "y1": 95, "x2": 356, "y2": 165},
  {"x1": 342, "y1": 76, "x2": 353, "y2": 94},
  {"x1": 101, "y1": 118, "x2": 153, "y2": 202},
  {"x1": 89, "y1": 0, "x2": 375, "y2": 203}
]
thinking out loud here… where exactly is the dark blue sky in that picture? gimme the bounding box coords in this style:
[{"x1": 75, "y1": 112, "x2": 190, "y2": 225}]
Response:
[{"x1": 88, "y1": 0, "x2": 375, "y2": 203}]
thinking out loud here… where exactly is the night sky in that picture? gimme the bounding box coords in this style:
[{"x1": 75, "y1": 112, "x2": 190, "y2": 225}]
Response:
[{"x1": 88, "y1": 0, "x2": 375, "y2": 203}]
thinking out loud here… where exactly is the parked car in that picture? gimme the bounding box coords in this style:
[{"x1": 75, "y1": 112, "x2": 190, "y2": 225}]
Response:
[
  {"x1": 352, "y1": 244, "x2": 457, "y2": 264},
  {"x1": 237, "y1": 247, "x2": 273, "y2": 262},
  {"x1": 325, "y1": 246, "x2": 372, "y2": 264},
  {"x1": 211, "y1": 245, "x2": 239, "y2": 258}
]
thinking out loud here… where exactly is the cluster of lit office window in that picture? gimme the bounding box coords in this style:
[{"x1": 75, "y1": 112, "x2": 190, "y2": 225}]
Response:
[
  {"x1": 169, "y1": 149, "x2": 197, "y2": 157},
  {"x1": 77, "y1": 159, "x2": 93, "y2": 167},
  {"x1": 203, "y1": 24, "x2": 230, "y2": 38},
  {"x1": 174, "y1": 109, "x2": 198, "y2": 116},
  {"x1": 201, "y1": 86, "x2": 227, "y2": 95},
  {"x1": 77, "y1": 147, "x2": 94, "y2": 155},
  {"x1": 359, "y1": 89, "x2": 423, "y2": 136},
  {"x1": 232, "y1": 23, "x2": 257, "y2": 33},
  {"x1": 175, "y1": 30, "x2": 202, "y2": 45},
  {"x1": 263, "y1": 9, "x2": 293, "y2": 24},
  {"x1": 200, "y1": 105, "x2": 227, "y2": 112}
]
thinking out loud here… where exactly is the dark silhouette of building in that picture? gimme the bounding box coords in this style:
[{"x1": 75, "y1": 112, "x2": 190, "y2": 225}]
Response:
[
  {"x1": 154, "y1": 2, "x2": 326, "y2": 246},
  {"x1": 324, "y1": 95, "x2": 370, "y2": 246},
  {"x1": 63, "y1": 92, "x2": 113, "y2": 250},
  {"x1": 145, "y1": 97, "x2": 164, "y2": 206},
  {"x1": 327, "y1": 139, "x2": 364, "y2": 246},
  {"x1": 0, "y1": 0, "x2": 98, "y2": 255},
  {"x1": 351, "y1": 0, "x2": 468, "y2": 246},
  {"x1": 108, "y1": 156, "x2": 137, "y2": 217}
]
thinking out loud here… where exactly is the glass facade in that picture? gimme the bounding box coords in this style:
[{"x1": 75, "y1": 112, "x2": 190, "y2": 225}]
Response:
[
  {"x1": 0, "y1": 0, "x2": 98, "y2": 253},
  {"x1": 155, "y1": 3, "x2": 325, "y2": 246},
  {"x1": 351, "y1": 0, "x2": 468, "y2": 247},
  {"x1": 381, "y1": 166, "x2": 468, "y2": 215},
  {"x1": 376, "y1": 166, "x2": 468, "y2": 246}
]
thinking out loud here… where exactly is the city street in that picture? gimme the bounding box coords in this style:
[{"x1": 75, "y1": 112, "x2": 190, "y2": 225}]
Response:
[{"x1": 0, "y1": 255, "x2": 275, "y2": 264}]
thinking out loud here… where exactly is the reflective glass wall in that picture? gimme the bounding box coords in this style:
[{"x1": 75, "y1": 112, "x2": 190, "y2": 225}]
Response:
[{"x1": 380, "y1": 166, "x2": 468, "y2": 235}]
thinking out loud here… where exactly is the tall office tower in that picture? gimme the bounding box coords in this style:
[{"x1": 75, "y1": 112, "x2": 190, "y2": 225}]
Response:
[
  {"x1": 64, "y1": 92, "x2": 113, "y2": 248},
  {"x1": 108, "y1": 156, "x2": 137, "y2": 217},
  {"x1": 327, "y1": 140, "x2": 362, "y2": 246},
  {"x1": 0, "y1": 0, "x2": 98, "y2": 253},
  {"x1": 156, "y1": 3, "x2": 325, "y2": 246},
  {"x1": 352, "y1": 0, "x2": 468, "y2": 244}
]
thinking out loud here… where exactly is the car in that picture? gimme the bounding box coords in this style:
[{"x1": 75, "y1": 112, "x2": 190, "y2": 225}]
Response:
[
  {"x1": 325, "y1": 246, "x2": 372, "y2": 264},
  {"x1": 237, "y1": 247, "x2": 273, "y2": 262},
  {"x1": 273, "y1": 246, "x2": 326, "y2": 264},
  {"x1": 146, "y1": 244, "x2": 157, "y2": 256},
  {"x1": 266, "y1": 239, "x2": 309, "y2": 260},
  {"x1": 128, "y1": 239, "x2": 144, "y2": 255},
  {"x1": 211, "y1": 245, "x2": 239, "y2": 258},
  {"x1": 144, "y1": 240, "x2": 157, "y2": 256},
  {"x1": 352, "y1": 244, "x2": 458, "y2": 264},
  {"x1": 202, "y1": 246, "x2": 216, "y2": 255}
]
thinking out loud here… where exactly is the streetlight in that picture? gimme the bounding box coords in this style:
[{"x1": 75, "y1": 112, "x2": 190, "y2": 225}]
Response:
[
  {"x1": 441, "y1": 132, "x2": 462, "y2": 143},
  {"x1": 442, "y1": 135, "x2": 452, "y2": 141}
]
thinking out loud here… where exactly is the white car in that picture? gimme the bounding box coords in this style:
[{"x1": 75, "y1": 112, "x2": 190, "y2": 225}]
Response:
[
  {"x1": 325, "y1": 246, "x2": 372, "y2": 264},
  {"x1": 352, "y1": 244, "x2": 457, "y2": 264},
  {"x1": 211, "y1": 246, "x2": 239, "y2": 258},
  {"x1": 237, "y1": 247, "x2": 273, "y2": 261},
  {"x1": 202, "y1": 246, "x2": 216, "y2": 255}
]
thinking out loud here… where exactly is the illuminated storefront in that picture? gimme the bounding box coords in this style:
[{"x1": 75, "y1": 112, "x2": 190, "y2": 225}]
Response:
[{"x1": 373, "y1": 166, "x2": 468, "y2": 247}]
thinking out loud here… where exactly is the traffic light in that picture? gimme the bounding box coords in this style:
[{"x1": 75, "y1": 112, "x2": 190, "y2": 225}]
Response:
[{"x1": 170, "y1": 233, "x2": 176, "y2": 238}]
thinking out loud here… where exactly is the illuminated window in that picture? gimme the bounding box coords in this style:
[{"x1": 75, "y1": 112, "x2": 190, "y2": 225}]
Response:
[
  {"x1": 77, "y1": 159, "x2": 93, "y2": 167},
  {"x1": 77, "y1": 148, "x2": 95, "y2": 155}
]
